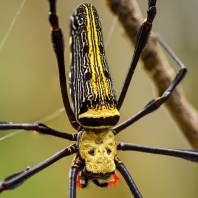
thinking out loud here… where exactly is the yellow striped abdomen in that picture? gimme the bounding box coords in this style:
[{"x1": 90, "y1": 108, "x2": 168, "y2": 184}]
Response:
[{"x1": 69, "y1": 3, "x2": 120, "y2": 129}]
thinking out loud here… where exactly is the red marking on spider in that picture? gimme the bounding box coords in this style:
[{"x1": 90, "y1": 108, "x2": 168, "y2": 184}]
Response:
[
  {"x1": 76, "y1": 171, "x2": 120, "y2": 188},
  {"x1": 107, "y1": 172, "x2": 120, "y2": 186}
]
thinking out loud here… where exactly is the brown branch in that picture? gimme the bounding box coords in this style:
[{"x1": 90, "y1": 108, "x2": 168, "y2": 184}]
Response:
[{"x1": 105, "y1": 0, "x2": 198, "y2": 148}]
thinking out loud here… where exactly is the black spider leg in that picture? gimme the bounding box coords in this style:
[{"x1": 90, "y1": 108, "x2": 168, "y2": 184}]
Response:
[
  {"x1": 48, "y1": 0, "x2": 81, "y2": 130},
  {"x1": 117, "y1": 0, "x2": 157, "y2": 109},
  {"x1": 117, "y1": 142, "x2": 198, "y2": 163},
  {"x1": 115, "y1": 157, "x2": 142, "y2": 198},
  {"x1": 113, "y1": 33, "x2": 187, "y2": 134},
  {"x1": 0, "y1": 122, "x2": 77, "y2": 141},
  {"x1": 69, "y1": 155, "x2": 85, "y2": 198},
  {"x1": 0, "y1": 144, "x2": 77, "y2": 193},
  {"x1": 155, "y1": 33, "x2": 186, "y2": 68},
  {"x1": 69, "y1": 167, "x2": 78, "y2": 198}
]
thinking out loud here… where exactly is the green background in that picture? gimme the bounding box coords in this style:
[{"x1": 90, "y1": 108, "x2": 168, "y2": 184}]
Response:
[{"x1": 1, "y1": 0, "x2": 198, "y2": 197}]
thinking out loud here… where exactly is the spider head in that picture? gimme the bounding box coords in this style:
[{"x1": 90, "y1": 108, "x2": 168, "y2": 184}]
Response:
[{"x1": 77, "y1": 129, "x2": 117, "y2": 179}]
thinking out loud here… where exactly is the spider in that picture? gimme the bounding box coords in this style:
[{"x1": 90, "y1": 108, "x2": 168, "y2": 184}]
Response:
[{"x1": 0, "y1": 0, "x2": 198, "y2": 197}]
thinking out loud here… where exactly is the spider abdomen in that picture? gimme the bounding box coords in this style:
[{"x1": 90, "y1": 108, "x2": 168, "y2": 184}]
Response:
[{"x1": 69, "y1": 3, "x2": 120, "y2": 129}]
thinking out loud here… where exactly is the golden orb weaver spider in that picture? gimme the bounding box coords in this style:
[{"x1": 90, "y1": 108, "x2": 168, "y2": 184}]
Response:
[{"x1": 0, "y1": 0, "x2": 198, "y2": 198}]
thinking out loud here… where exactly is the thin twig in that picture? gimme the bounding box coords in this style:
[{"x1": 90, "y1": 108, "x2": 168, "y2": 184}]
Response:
[{"x1": 105, "y1": 0, "x2": 198, "y2": 148}]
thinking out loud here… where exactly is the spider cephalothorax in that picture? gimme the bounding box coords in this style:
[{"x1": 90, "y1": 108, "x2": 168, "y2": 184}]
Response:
[
  {"x1": 78, "y1": 129, "x2": 117, "y2": 175},
  {"x1": 74, "y1": 129, "x2": 118, "y2": 188}
]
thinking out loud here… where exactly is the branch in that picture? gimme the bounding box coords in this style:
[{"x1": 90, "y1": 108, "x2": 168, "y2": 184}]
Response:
[{"x1": 105, "y1": 0, "x2": 198, "y2": 148}]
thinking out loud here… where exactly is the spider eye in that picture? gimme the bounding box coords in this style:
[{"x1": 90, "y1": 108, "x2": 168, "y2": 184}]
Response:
[
  {"x1": 88, "y1": 149, "x2": 95, "y2": 156},
  {"x1": 106, "y1": 148, "x2": 111, "y2": 155}
]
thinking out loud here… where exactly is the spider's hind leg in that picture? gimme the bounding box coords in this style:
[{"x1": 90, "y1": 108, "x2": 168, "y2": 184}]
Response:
[
  {"x1": 118, "y1": 0, "x2": 157, "y2": 109},
  {"x1": 48, "y1": 0, "x2": 81, "y2": 131},
  {"x1": 113, "y1": 34, "x2": 187, "y2": 134}
]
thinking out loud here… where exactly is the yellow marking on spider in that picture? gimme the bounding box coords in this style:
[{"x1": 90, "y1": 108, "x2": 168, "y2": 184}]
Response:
[
  {"x1": 84, "y1": 5, "x2": 111, "y2": 98},
  {"x1": 85, "y1": 5, "x2": 97, "y2": 96},
  {"x1": 79, "y1": 129, "x2": 116, "y2": 174},
  {"x1": 79, "y1": 108, "x2": 120, "y2": 119}
]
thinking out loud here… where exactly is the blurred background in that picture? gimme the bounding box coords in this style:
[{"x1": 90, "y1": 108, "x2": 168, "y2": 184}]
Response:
[{"x1": 0, "y1": 0, "x2": 198, "y2": 197}]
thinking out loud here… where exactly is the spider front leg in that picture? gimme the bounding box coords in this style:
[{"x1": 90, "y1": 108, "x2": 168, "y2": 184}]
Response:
[
  {"x1": 115, "y1": 157, "x2": 143, "y2": 198},
  {"x1": 0, "y1": 144, "x2": 77, "y2": 193}
]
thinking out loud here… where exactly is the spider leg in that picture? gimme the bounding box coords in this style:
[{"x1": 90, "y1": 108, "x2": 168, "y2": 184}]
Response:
[
  {"x1": 115, "y1": 157, "x2": 143, "y2": 198},
  {"x1": 155, "y1": 33, "x2": 185, "y2": 68},
  {"x1": 113, "y1": 33, "x2": 187, "y2": 133},
  {"x1": 69, "y1": 155, "x2": 84, "y2": 198},
  {"x1": 48, "y1": 0, "x2": 81, "y2": 130},
  {"x1": 116, "y1": 143, "x2": 198, "y2": 197},
  {"x1": 69, "y1": 166, "x2": 79, "y2": 198},
  {"x1": 0, "y1": 122, "x2": 77, "y2": 141},
  {"x1": 117, "y1": 142, "x2": 198, "y2": 163},
  {"x1": 0, "y1": 144, "x2": 77, "y2": 193},
  {"x1": 118, "y1": 0, "x2": 157, "y2": 109}
]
